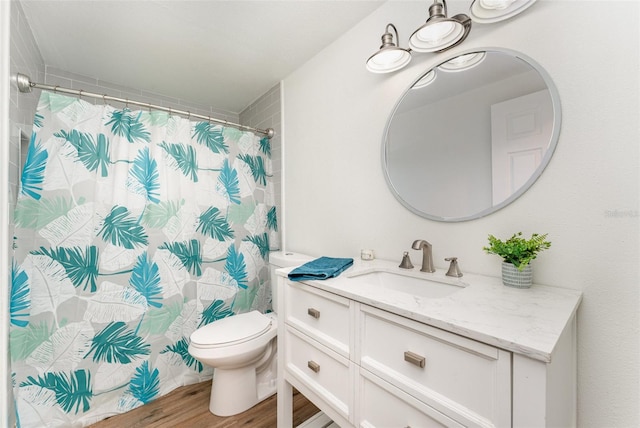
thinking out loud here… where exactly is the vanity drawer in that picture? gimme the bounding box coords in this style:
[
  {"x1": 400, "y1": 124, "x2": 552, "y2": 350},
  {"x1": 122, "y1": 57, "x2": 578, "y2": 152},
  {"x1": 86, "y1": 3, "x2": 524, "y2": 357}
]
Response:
[
  {"x1": 358, "y1": 368, "x2": 464, "y2": 428},
  {"x1": 359, "y1": 305, "x2": 511, "y2": 426},
  {"x1": 284, "y1": 280, "x2": 352, "y2": 357},
  {"x1": 356, "y1": 369, "x2": 464, "y2": 428},
  {"x1": 284, "y1": 326, "x2": 353, "y2": 421}
]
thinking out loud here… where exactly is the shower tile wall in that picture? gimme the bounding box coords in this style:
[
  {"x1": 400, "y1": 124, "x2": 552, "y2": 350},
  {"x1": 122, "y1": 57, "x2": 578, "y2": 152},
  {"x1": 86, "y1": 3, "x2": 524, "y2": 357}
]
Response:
[
  {"x1": 240, "y1": 84, "x2": 282, "y2": 250},
  {"x1": 7, "y1": 4, "x2": 43, "y2": 426},
  {"x1": 9, "y1": 0, "x2": 44, "y2": 222},
  {"x1": 43, "y1": 66, "x2": 239, "y2": 125}
]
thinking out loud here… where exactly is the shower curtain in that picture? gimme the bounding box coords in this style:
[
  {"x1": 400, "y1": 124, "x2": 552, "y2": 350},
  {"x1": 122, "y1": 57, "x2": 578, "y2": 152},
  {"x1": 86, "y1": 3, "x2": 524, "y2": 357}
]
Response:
[{"x1": 10, "y1": 91, "x2": 278, "y2": 427}]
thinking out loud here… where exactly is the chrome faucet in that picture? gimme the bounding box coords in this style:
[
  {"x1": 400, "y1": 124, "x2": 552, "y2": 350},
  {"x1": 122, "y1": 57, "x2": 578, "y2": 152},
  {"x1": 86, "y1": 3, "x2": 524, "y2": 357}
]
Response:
[{"x1": 412, "y1": 239, "x2": 435, "y2": 273}]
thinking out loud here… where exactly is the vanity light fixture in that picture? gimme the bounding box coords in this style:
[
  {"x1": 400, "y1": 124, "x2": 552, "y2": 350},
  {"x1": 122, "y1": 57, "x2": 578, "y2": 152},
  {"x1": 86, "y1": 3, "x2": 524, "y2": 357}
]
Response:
[
  {"x1": 412, "y1": 69, "x2": 437, "y2": 89},
  {"x1": 366, "y1": 23, "x2": 412, "y2": 74},
  {"x1": 408, "y1": 0, "x2": 472, "y2": 53},
  {"x1": 469, "y1": 0, "x2": 538, "y2": 23},
  {"x1": 439, "y1": 51, "x2": 486, "y2": 71}
]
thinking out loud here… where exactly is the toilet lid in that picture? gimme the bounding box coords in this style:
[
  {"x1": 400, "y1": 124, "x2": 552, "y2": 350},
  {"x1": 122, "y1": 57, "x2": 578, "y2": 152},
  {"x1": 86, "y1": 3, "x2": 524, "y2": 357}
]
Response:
[{"x1": 190, "y1": 311, "x2": 272, "y2": 347}]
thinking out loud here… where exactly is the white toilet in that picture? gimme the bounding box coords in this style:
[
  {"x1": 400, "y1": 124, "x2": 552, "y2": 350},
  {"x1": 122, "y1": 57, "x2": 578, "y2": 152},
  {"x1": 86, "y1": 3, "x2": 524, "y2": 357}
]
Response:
[{"x1": 188, "y1": 251, "x2": 312, "y2": 416}]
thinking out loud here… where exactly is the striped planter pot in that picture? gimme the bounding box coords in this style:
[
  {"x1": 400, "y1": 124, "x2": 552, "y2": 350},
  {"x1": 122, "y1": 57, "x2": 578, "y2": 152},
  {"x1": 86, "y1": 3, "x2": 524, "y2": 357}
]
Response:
[{"x1": 501, "y1": 262, "x2": 533, "y2": 288}]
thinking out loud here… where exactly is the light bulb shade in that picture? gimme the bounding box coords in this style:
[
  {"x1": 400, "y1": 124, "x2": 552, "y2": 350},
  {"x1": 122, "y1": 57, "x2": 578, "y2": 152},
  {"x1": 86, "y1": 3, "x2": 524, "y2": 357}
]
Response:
[
  {"x1": 439, "y1": 51, "x2": 486, "y2": 71},
  {"x1": 409, "y1": 18, "x2": 466, "y2": 52},
  {"x1": 409, "y1": 0, "x2": 472, "y2": 53},
  {"x1": 366, "y1": 47, "x2": 412, "y2": 73},
  {"x1": 366, "y1": 23, "x2": 411, "y2": 73},
  {"x1": 469, "y1": 0, "x2": 537, "y2": 23}
]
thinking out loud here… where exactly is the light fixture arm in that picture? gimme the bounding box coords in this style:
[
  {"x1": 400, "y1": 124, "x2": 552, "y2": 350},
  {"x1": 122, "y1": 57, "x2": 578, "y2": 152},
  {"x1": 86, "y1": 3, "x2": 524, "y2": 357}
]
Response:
[
  {"x1": 430, "y1": 0, "x2": 448, "y2": 19},
  {"x1": 381, "y1": 23, "x2": 401, "y2": 49}
]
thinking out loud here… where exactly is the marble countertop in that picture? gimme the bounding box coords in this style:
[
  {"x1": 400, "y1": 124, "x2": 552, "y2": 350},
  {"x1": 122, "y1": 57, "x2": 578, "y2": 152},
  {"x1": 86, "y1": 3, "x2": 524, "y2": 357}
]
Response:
[{"x1": 278, "y1": 258, "x2": 582, "y2": 363}]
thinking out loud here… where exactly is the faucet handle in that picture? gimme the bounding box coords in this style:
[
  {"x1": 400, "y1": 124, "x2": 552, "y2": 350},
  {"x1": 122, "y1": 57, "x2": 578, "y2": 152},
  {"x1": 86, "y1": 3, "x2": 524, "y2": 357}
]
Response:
[
  {"x1": 445, "y1": 257, "x2": 463, "y2": 277},
  {"x1": 399, "y1": 251, "x2": 414, "y2": 269}
]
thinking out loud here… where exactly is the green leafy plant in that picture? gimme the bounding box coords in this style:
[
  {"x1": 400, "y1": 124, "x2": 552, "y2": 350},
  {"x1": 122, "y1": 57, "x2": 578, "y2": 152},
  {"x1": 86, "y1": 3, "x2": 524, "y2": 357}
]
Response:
[{"x1": 483, "y1": 232, "x2": 551, "y2": 271}]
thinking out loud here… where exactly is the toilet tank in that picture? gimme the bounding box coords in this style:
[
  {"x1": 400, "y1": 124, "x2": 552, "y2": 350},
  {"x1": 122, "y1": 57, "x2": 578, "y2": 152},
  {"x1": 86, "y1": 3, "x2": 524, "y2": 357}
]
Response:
[{"x1": 269, "y1": 251, "x2": 312, "y2": 313}]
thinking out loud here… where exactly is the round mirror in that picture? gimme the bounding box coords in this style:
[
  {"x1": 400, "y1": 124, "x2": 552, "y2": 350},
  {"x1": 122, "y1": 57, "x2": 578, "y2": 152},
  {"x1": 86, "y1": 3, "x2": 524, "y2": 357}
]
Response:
[{"x1": 382, "y1": 48, "x2": 561, "y2": 222}]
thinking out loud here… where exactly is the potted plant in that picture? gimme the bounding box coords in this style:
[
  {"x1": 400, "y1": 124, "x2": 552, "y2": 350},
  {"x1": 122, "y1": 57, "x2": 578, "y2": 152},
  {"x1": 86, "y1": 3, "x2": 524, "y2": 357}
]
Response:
[{"x1": 483, "y1": 232, "x2": 551, "y2": 288}]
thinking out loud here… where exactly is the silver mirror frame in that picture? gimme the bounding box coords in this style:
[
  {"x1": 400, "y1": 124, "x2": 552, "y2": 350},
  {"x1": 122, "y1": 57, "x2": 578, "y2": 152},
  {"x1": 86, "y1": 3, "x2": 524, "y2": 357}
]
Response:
[{"x1": 382, "y1": 47, "x2": 562, "y2": 222}]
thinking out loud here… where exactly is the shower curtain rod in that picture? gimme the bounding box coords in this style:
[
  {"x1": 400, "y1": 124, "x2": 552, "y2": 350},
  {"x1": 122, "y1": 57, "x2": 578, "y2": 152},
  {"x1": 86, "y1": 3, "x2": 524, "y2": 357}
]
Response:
[{"x1": 14, "y1": 73, "x2": 275, "y2": 139}]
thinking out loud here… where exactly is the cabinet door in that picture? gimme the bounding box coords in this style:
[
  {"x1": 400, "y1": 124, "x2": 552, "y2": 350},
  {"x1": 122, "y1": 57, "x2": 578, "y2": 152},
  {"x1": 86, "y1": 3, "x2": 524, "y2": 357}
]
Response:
[{"x1": 358, "y1": 368, "x2": 464, "y2": 428}]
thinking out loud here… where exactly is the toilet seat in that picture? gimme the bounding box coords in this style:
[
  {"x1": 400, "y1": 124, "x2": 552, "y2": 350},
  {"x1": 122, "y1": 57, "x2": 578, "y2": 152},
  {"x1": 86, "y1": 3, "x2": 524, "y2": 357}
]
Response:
[{"x1": 190, "y1": 311, "x2": 272, "y2": 348}]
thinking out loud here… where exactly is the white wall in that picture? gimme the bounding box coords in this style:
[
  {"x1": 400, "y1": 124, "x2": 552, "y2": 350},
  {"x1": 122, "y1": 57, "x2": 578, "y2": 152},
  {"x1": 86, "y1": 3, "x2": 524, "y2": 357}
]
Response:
[{"x1": 283, "y1": 1, "x2": 639, "y2": 426}]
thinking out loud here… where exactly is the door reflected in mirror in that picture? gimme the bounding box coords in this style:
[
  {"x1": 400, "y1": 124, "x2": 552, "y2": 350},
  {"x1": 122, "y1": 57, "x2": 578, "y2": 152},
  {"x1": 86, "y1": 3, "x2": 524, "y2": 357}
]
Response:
[{"x1": 383, "y1": 49, "x2": 561, "y2": 222}]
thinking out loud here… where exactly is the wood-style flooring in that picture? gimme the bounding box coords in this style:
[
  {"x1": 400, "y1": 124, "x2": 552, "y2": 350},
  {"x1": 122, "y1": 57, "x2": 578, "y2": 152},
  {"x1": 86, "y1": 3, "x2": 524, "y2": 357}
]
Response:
[{"x1": 89, "y1": 381, "x2": 320, "y2": 428}]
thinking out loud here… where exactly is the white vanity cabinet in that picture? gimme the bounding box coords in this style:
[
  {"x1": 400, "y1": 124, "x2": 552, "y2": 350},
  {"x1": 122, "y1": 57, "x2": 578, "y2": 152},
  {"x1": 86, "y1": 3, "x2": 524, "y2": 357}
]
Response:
[{"x1": 277, "y1": 263, "x2": 580, "y2": 428}]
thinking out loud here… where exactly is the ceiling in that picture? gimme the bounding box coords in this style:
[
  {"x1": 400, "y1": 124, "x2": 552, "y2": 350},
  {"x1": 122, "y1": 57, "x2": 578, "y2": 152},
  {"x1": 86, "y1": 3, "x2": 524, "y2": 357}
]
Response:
[{"x1": 20, "y1": 0, "x2": 385, "y2": 113}]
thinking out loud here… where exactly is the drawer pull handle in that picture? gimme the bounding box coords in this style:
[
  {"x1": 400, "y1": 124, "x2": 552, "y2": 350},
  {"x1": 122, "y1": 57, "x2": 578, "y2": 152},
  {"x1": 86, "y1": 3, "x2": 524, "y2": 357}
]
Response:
[
  {"x1": 404, "y1": 351, "x2": 426, "y2": 368},
  {"x1": 307, "y1": 308, "x2": 320, "y2": 319},
  {"x1": 307, "y1": 360, "x2": 320, "y2": 373}
]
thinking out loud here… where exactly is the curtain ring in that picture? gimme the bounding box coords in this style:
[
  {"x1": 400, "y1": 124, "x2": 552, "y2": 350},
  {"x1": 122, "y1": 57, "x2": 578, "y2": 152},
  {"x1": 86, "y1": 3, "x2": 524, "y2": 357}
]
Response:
[
  {"x1": 168, "y1": 107, "x2": 172, "y2": 116},
  {"x1": 78, "y1": 89, "x2": 83, "y2": 100},
  {"x1": 102, "y1": 94, "x2": 108, "y2": 105},
  {"x1": 125, "y1": 98, "x2": 129, "y2": 109},
  {"x1": 187, "y1": 111, "x2": 191, "y2": 120},
  {"x1": 54, "y1": 85, "x2": 59, "y2": 93}
]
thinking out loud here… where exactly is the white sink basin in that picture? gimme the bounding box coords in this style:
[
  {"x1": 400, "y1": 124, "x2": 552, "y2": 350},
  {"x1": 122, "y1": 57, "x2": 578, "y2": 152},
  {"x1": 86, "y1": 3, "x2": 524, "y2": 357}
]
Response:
[{"x1": 346, "y1": 268, "x2": 466, "y2": 299}]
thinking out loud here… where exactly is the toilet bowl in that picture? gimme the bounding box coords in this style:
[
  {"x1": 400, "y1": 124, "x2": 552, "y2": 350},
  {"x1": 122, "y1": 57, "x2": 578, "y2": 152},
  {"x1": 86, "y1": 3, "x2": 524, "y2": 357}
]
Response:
[
  {"x1": 188, "y1": 251, "x2": 312, "y2": 416},
  {"x1": 188, "y1": 311, "x2": 278, "y2": 416}
]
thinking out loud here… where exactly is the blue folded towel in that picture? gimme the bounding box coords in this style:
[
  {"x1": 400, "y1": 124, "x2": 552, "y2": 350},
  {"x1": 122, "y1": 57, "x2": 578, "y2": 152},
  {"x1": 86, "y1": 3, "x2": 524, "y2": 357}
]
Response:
[{"x1": 288, "y1": 257, "x2": 354, "y2": 282}]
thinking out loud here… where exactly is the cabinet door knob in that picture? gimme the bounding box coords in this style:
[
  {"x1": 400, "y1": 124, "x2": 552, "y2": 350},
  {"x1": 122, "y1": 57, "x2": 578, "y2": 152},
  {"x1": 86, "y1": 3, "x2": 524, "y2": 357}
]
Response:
[
  {"x1": 307, "y1": 360, "x2": 320, "y2": 373},
  {"x1": 404, "y1": 351, "x2": 426, "y2": 368},
  {"x1": 307, "y1": 308, "x2": 320, "y2": 319}
]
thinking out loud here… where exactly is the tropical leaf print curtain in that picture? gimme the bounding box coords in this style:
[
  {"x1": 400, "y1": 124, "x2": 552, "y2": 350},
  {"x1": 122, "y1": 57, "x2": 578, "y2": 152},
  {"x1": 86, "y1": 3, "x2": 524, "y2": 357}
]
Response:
[{"x1": 10, "y1": 91, "x2": 278, "y2": 427}]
